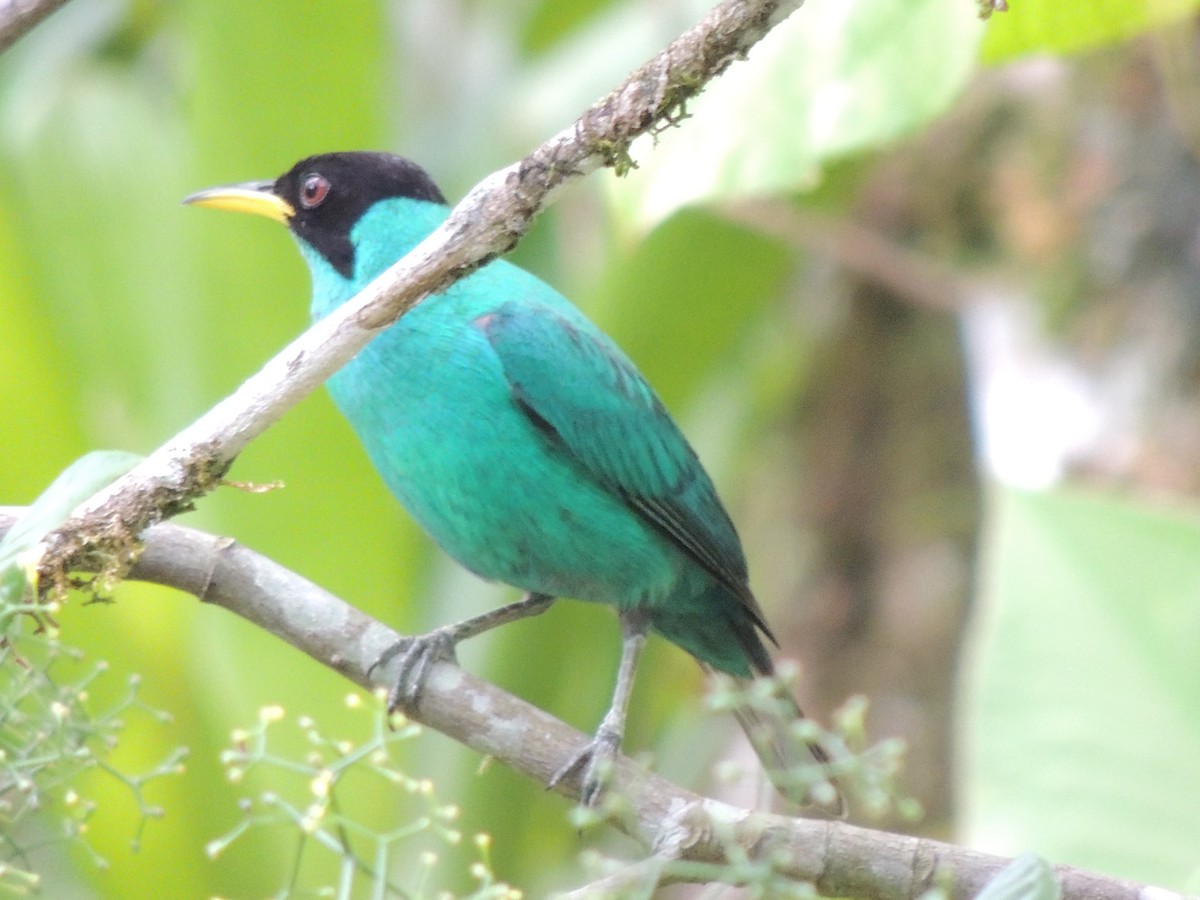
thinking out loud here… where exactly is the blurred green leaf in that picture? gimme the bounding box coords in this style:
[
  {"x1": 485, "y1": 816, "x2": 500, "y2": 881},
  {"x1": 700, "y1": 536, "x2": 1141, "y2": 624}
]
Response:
[
  {"x1": 0, "y1": 450, "x2": 142, "y2": 561},
  {"x1": 606, "y1": 0, "x2": 983, "y2": 231},
  {"x1": 976, "y1": 853, "x2": 1060, "y2": 900},
  {"x1": 965, "y1": 486, "x2": 1200, "y2": 888},
  {"x1": 0, "y1": 450, "x2": 142, "y2": 606},
  {"x1": 520, "y1": 0, "x2": 621, "y2": 55},
  {"x1": 981, "y1": 0, "x2": 1200, "y2": 64}
]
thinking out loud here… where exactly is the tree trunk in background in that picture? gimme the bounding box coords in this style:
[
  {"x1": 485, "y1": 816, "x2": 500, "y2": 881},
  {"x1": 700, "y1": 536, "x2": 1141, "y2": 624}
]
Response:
[{"x1": 750, "y1": 280, "x2": 980, "y2": 835}]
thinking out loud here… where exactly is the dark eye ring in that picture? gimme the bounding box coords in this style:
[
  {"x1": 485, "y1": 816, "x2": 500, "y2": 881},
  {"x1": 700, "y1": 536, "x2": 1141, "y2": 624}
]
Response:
[{"x1": 300, "y1": 173, "x2": 330, "y2": 209}]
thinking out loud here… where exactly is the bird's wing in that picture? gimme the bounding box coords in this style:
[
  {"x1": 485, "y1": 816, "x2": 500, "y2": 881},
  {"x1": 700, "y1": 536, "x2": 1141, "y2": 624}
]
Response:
[{"x1": 476, "y1": 302, "x2": 767, "y2": 629}]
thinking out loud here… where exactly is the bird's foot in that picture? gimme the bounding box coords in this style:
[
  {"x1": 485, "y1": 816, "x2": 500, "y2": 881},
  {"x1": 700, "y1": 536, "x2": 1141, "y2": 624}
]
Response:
[
  {"x1": 367, "y1": 594, "x2": 556, "y2": 718},
  {"x1": 367, "y1": 627, "x2": 460, "y2": 715},
  {"x1": 547, "y1": 724, "x2": 622, "y2": 807}
]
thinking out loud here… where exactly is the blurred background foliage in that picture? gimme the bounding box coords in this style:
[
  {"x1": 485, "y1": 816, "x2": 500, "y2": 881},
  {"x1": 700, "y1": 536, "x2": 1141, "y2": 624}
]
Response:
[{"x1": 2, "y1": 0, "x2": 1200, "y2": 895}]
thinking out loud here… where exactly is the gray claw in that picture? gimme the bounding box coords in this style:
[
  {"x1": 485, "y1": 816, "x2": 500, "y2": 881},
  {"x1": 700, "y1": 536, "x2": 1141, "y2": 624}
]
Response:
[
  {"x1": 548, "y1": 727, "x2": 621, "y2": 807},
  {"x1": 370, "y1": 629, "x2": 458, "y2": 714}
]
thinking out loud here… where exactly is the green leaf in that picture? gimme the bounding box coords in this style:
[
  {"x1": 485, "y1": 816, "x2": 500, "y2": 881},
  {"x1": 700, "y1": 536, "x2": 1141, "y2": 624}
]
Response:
[
  {"x1": 607, "y1": 0, "x2": 983, "y2": 231},
  {"x1": 981, "y1": 0, "x2": 1200, "y2": 64},
  {"x1": 520, "y1": 0, "x2": 622, "y2": 55},
  {"x1": 976, "y1": 854, "x2": 1060, "y2": 900},
  {"x1": 0, "y1": 450, "x2": 142, "y2": 604},
  {"x1": 964, "y1": 486, "x2": 1200, "y2": 888}
]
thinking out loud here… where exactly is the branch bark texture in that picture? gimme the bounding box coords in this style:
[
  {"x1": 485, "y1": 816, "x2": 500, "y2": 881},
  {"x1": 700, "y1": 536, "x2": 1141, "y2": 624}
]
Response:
[{"x1": 0, "y1": 512, "x2": 1177, "y2": 900}]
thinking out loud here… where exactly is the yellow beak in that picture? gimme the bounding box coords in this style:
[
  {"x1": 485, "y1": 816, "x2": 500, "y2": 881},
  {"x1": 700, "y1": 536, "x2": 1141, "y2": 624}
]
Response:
[{"x1": 182, "y1": 181, "x2": 295, "y2": 223}]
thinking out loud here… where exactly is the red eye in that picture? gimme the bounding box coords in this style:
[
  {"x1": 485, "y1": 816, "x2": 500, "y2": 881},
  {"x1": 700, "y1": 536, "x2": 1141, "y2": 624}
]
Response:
[{"x1": 300, "y1": 173, "x2": 330, "y2": 208}]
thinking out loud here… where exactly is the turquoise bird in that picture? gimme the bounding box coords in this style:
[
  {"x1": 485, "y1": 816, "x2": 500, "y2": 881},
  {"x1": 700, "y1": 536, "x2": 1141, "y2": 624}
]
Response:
[{"x1": 185, "y1": 152, "x2": 839, "y2": 810}]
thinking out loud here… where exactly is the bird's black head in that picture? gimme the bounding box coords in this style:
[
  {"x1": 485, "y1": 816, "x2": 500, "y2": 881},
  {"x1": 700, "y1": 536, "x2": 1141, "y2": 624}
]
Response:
[
  {"x1": 185, "y1": 151, "x2": 447, "y2": 279},
  {"x1": 272, "y1": 152, "x2": 447, "y2": 278}
]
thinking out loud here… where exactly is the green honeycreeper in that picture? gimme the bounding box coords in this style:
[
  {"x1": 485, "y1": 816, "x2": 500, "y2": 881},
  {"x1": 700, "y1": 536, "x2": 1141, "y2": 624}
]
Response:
[{"x1": 185, "y1": 152, "x2": 840, "y2": 811}]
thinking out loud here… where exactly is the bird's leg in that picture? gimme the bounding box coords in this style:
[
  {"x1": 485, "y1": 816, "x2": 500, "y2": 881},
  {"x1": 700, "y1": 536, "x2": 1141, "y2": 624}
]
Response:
[
  {"x1": 369, "y1": 592, "x2": 555, "y2": 713},
  {"x1": 548, "y1": 609, "x2": 649, "y2": 806}
]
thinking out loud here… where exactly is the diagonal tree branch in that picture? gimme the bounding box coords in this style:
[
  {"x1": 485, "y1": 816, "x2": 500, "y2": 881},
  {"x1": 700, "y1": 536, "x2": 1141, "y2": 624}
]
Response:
[
  {"x1": 0, "y1": 511, "x2": 1174, "y2": 900},
  {"x1": 0, "y1": 0, "x2": 71, "y2": 53},
  {"x1": 34, "y1": 0, "x2": 806, "y2": 592}
]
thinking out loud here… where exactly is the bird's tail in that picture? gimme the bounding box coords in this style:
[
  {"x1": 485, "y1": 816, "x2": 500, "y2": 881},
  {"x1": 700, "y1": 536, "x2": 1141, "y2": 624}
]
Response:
[{"x1": 704, "y1": 664, "x2": 846, "y2": 817}]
